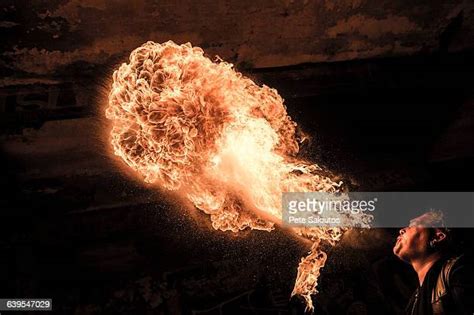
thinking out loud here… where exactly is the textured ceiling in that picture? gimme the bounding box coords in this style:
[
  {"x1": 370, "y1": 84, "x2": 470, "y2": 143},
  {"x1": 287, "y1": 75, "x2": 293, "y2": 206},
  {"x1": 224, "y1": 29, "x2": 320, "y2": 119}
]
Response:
[{"x1": 1, "y1": 0, "x2": 473, "y2": 81}]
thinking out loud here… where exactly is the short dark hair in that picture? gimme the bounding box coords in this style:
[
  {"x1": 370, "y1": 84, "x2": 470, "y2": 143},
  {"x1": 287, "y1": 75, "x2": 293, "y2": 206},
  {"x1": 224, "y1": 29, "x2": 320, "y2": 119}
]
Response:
[{"x1": 427, "y1": 227, "x2": 463, "y2": 256}]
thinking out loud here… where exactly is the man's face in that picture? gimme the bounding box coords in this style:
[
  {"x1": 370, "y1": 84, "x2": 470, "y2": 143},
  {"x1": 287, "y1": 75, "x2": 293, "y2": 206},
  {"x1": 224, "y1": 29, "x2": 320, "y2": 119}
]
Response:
[{"x1": 393, "y1": 222, "x2": 431, "y2": 263}]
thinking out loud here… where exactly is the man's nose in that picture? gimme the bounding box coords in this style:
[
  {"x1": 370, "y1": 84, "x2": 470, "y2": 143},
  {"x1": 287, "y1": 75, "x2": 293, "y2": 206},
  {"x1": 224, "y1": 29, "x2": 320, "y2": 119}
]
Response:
[{"x1": 399, "y1": 227, "x2": 406, "y2": 235}]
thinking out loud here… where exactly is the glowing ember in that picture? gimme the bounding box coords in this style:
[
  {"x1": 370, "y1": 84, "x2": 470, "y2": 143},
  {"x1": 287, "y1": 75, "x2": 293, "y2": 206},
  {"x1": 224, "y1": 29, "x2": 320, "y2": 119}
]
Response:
[{"x1": 105, "y1": 41, "x2": 347, "y2": 311}]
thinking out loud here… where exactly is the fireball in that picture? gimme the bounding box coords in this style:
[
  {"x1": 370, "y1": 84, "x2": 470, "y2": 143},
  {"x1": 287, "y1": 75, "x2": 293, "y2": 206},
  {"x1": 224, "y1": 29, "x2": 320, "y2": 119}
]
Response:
[{"x1": 105, "y1": 41, "x2": 348, "y2": 311}]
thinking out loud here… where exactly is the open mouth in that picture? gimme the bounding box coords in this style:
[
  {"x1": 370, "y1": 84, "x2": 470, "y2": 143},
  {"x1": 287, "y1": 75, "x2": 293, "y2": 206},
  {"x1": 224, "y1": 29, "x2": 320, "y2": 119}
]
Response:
[{"x1": 395, "y1": 236, "x2": 402, "y2": 245}]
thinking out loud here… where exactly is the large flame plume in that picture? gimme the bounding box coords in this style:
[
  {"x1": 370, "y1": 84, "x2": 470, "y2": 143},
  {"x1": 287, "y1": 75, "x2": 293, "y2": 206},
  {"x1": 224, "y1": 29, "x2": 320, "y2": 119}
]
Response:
[{"x1": 105, "y1": 41, "x2": 347, "y2": 311}]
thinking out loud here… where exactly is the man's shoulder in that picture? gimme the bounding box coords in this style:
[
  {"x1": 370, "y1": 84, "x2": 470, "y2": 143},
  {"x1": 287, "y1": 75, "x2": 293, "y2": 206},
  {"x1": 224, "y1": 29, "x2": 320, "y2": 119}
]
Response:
[
  {"x1": 447, "y1": 254, "x2": 474, "y2": 286},
  {"x1": 433, "y1": 255, "x2": 470, "y2": 300},
  {"x1": 431, "y1": 254, "x2": 474, "y2": 314}
]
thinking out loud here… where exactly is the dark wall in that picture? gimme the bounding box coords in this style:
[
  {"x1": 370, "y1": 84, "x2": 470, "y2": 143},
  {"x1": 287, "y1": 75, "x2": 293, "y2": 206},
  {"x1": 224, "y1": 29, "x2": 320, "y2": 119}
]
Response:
[{"x1": 1, "y1": 0, "x2": 474, "y2": 80}]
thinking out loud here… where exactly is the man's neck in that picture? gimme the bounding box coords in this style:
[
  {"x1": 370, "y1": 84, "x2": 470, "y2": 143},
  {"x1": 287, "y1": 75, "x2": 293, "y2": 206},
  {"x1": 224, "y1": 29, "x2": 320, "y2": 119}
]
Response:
[{"x1": 411, "y1": 254, "x2": 441, "y2": 286}]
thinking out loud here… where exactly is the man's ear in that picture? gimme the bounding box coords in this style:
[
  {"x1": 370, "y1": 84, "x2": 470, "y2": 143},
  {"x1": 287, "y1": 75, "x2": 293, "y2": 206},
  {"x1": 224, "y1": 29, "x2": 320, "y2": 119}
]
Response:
[{"x1": 433, "y1": 229, "x2": 447, "y2": 244}]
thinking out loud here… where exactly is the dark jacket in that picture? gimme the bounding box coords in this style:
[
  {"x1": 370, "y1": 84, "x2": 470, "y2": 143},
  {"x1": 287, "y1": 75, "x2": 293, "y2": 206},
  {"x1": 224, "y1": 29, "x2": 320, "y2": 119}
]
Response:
[{"x1": 406, "y1": 255, "x2": 474, "y2": 315}]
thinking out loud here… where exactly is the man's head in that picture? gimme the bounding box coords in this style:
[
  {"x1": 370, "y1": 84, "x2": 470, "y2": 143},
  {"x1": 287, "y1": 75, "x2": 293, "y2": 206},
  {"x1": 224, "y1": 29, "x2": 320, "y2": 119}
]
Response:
[{"x1": 393, "y1": 211, "x2": 450, "y2": 263}]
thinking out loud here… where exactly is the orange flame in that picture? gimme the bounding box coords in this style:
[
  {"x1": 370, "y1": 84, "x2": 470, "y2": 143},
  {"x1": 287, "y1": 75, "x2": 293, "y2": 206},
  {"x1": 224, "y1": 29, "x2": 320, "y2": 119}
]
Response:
[{"x1": 105, "y1": 41, "x2": 347, "y2": 312}]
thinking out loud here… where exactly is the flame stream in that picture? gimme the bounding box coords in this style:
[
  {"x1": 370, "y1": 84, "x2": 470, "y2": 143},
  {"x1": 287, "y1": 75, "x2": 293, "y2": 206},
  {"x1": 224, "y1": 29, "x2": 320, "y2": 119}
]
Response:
[{"x1": 105, "y1": 41, "x2": 350, "y2": 311}]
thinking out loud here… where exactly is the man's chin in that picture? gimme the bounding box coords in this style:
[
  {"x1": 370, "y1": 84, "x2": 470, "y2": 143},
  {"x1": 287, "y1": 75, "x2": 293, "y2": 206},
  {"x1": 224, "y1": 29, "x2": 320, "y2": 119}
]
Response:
[
  {"x1": 393, "y1": 247, "x2": 399, "y2": 256},
  {"x1": 393, "y1": 246, "x2": 410, "y2": 262},
  {"x1": 393, "y1": 244, "x2": 402, "y2": 257}
]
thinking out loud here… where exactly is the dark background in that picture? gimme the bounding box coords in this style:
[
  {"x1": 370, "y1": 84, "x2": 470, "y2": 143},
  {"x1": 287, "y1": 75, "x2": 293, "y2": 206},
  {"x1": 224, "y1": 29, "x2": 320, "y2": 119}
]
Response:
[{"x1": 1, "y1": 1, "x2": 474, "y2": 314}]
